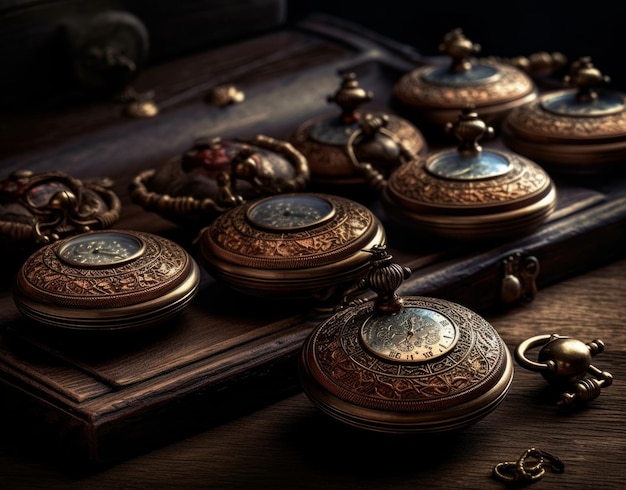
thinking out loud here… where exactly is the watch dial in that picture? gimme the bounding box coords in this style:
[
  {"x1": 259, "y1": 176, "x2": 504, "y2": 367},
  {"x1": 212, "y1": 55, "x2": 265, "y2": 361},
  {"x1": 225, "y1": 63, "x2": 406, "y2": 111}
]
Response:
[
  {"x1": 360, "y1": 307, "x2": 459, "y2": 362},
  {"x1": 57, "y1": 231, "x2": 145, "y2": 266},
  {"x1": 246, "y1": 194, "x2": 335, "y2": 231}
]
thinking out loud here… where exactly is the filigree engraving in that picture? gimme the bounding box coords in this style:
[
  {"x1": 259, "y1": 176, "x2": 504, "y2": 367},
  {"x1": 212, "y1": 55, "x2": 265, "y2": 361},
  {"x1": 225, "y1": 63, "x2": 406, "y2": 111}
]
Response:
[
  {"x1": 394, "y1": 63, "x2": 535, "y2": 108},
  {"x1": 18, "y1": 232, "x2": 190, "y2": 307},
  {"x1": 506, "y1": 98, "x2": 626, "y2": 138},
  {"x1": 205, "y1": 196, "x2": 377, "y2": 269},
  {"x1": 387, "y1": 151, "x2": 549, "y2": 206},
  {"x1": 310, "y1": 297, "x2": 507, "y2": 412}
]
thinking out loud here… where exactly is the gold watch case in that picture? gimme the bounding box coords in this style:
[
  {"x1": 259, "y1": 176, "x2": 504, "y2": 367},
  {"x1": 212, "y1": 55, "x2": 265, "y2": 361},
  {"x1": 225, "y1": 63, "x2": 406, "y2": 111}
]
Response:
[
  {"x1": 12, "y1": 229, "x2": 200, "y2": 332},
  {"x1": 299, "y1": 245, "x2": 514, "y2": 433},
  {"x1": 374, "y1": 107, "x2": 557, "y2": 241},
  {"x1": 196, "y1": 192, "x2": 386, "y2": 302},
  {"x1": 130, "y1": 134, "x2": 310, "y2": 226},
  {"x1": 393, "y1": 28, "x2": 538, "y2": 129},
  {"x1": 502, "y1": 56, "x2": 626, "y2": 174},
  {"x1": 289, "y1": 72, "x2": 426, "y2": 192}
]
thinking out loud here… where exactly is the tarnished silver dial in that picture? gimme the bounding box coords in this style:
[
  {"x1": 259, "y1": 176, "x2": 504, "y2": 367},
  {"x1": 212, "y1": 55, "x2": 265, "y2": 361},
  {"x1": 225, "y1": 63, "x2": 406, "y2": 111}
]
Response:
[
  {"x1": 246, "y1": 194, "x2": 335, "y2": 231},
  {"x1": 360, "y1": 307, "x2": 459, "y2": 362},
  {"x1": 57, "y1": 230, "x2": 145, "y2": 266}
]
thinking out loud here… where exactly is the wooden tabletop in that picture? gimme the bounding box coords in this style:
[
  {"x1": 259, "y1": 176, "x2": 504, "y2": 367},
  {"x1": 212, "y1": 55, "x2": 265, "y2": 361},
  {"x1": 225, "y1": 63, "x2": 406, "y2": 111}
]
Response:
[{"x1": 1, "y1": 256, "x2": 624, "y2": 489}]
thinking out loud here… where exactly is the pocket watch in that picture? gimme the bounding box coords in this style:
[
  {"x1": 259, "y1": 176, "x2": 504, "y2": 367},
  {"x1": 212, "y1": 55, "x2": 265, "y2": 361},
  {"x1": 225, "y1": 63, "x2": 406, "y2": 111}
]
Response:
[
  {"x1": 196, "y1": 192, "x2": 385, "y2": 302},
  {"x1": 289, "y1": 72, "x2": 426, "y2": 194},
  {"x1": 299, "y1": 244, "x2": 514, "y2": 433},
  {"x1": 502, "y1": 57, "x2": 626, "y2": 174},
  {"x1": 0, "y1": 169, "x2": 121, "y2": 254},
  {"x1": 393, "y1": 28, "x2": 538, "y2": 130},
  {"x1": 12, "y1": 229, "x2": 201, "y2": 332},
  {"x1": 349, "y1": 106, "x2": 556, "y2": 241},
  {"x1": 130, "y1": 134, "x2": 309, "y2": 226}
]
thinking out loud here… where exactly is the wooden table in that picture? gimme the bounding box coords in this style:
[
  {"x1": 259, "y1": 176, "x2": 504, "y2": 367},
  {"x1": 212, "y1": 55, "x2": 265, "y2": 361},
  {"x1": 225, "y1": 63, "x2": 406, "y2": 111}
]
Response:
[{"x1": 0, "y1": 256, "x2": 624, "y2": 489}]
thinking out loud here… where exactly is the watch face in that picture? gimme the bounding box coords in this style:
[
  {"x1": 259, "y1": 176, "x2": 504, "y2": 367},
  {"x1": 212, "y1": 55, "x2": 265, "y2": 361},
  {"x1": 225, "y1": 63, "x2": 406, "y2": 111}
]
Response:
[
  {"x1": 246, "y1": 194, "x2": 335, "y2": 231},
  {"x1": 360, "y1": 307, "x2": 459, "y2": 362},
  {"x1": 56, "y1": 230, "x2": 146, "y2": 267}
]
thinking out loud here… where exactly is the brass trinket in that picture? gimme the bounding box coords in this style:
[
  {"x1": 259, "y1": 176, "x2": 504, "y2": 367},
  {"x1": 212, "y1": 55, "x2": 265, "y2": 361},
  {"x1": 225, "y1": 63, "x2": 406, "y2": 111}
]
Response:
[
  {"x1": 502, "y1": 56, "x2": 626, "y2": 174},
  {"x1": 130, "y1": 135, "x2": 309, "y2": 226},
  {"x1": 350, "y1": 107, "x2": 556, "y2": 241},
  {"x1": 289, "y1": 72, "x2": 426, "y2": 193},
  {"x1": 299, "y1": 245, "x2": 514, "y2": 433},
  {"x1": 515, "y1": 334, "x2": 613, "y2": 408},
  {"x1": 13, "y1": 229, "x2": 200, "y2": 333},
  {"x1": 393, "y1": 28, "x2": 538, "y2": 129},
  {"x1": 196, "y1": 192, "x2": 385, "y2": 302}
]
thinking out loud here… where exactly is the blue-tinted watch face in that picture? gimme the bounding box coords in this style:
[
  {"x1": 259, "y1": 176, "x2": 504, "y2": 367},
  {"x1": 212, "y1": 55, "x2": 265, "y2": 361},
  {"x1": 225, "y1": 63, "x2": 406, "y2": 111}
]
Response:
[
  {"x1": 57, "y1": 231, "x2": 145, "y2": 267},
  {"x1": 246, "y1": 194, "x2": 335, "y2": 231}
]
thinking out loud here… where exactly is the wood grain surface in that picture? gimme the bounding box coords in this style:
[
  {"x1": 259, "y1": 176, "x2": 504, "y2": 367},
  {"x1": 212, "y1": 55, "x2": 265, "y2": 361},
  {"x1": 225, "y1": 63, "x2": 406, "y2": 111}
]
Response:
[{"x1": 1, "y1": 257, "x2": 624, "y2": 489}]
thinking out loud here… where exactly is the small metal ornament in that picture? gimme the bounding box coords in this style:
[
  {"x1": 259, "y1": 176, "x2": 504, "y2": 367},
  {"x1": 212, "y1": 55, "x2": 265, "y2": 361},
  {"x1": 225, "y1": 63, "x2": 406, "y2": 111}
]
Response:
[
  {"x1": 299, "y1": 245, "x2": 514, "y2": 433},
  {"x1": 0, "y1": 169, "x2": 121, "y2": 252},
  {"x1": 130, "y1": 135, "x2": 309, "y2": 226},
  {"x1": 493, "y1": 447, "x2": 564, "y2": 485},
  {"x1": 13, "y1": 229, "x2": 200, "y2": 333},
  {"x1": 393, "y1": 28, "x2": 538, "y2": 129},
  {"x1": 502, "y1": 56, "x2": 626, "y2": 174},
  {"x1": 289, "y1": 72, "x2": 426, "y2": 192},
  {"x1": 196, "y1": 192, "x2": 385, "y2": 302},
  {"x1": 515, "y1": 334, "x2": 613, "y2": 408},
  {"x1": 349, "y1": 107, "x2": 557, "y2": 241}
]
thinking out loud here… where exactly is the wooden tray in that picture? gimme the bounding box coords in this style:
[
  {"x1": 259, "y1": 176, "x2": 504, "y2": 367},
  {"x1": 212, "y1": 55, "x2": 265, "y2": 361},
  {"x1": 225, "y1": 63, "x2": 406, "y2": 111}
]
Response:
[{"x1": 1, "y1": 14, "x2": 625, "y2": 468}]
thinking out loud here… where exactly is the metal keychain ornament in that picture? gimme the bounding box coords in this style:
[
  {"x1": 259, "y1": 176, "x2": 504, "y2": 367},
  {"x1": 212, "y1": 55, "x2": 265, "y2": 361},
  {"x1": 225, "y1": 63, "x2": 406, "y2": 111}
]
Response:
[{"x1": 515, "y1": 333, "x2": 613, "y2": 408}]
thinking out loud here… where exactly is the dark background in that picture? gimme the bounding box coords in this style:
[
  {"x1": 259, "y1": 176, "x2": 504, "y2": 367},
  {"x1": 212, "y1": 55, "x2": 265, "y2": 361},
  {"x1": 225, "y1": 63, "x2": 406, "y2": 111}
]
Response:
[{"x1": 287, "y1": 1, "x2": 626, "y2": 90}]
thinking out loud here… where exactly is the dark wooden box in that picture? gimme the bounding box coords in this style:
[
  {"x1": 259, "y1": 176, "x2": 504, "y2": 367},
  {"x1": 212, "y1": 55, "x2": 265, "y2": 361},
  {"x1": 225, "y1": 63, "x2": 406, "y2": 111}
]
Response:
[{"x1": 1, "y1": 13, "x2": 625, "y2": 469}]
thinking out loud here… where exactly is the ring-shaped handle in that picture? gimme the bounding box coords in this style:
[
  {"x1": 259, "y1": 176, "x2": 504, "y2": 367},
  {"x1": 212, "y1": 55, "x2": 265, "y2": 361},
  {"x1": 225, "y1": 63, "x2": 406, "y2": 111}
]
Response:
[{"x1": 514, "y1": 334, "x2": 555, "y2": 373}]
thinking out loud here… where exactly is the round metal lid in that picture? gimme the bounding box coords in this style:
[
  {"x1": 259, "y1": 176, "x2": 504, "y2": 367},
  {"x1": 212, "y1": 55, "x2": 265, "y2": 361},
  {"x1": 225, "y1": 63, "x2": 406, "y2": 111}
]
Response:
[
  {"x1": 393, "y1": 28, "x2": 538, "y2": 128},
  {"x1": 130, "y1": 135, "x2": 310, "y2": 225},
  {"x1": 299, "y1": 245, "x2": 514, "y2": 433},
  {"x1": 13, "y1": 229, "x2": 200, "y2": 332},
  {"x1": 502, "y1": 57, "x2": 626, "y2": 173},
  {"x1": 289, "y1": 72, "x2": 427, "y2": 189},
  {"x1": 197, "y1": 192, "x2": 386, "y2": 300},
  {"x1": 381, "y1": 107, "x2": 556, "y2": 240}
]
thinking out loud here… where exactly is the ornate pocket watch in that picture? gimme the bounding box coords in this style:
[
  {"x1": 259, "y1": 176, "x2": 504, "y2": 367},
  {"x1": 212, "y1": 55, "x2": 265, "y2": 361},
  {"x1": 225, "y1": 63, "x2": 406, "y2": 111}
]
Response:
[
  {"x1": 393, "y1": 28, "x2": 539, "y2": 130},
  {"x1": 0, "y1": 169, "x2": 121, "y2": 255},
  {"x1": 12, "y1": 229, "x2": 201, "y2": 333},
  {"x1": 350, "y1": 107, "x2": 557, "y2": 241},
  {"x1": 299, "y1": 245, "x2": 514, "y2": 433},
  {"x1": 130, "y1": 134, "x2": 309, "y2": 225},
  {"x1": 289, "y1": 72, "x2": 426, "y2": 193},
  {"x1": 196, "y1": 192, "x2": 385, "y2": 302},
  {"x1": 502, "y1": 57, "x2": 626, "y2": 174}
]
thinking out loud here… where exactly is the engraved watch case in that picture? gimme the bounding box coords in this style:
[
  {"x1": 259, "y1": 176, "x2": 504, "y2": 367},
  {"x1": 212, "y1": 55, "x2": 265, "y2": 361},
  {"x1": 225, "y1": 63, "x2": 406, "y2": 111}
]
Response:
[
  {"x1": 130, "y1": 134, "x2": 310, "y2": 225},
  {"x1": 196, "y1": 192, "x2": 386, "y2": 302},
  {"x1": 12, "y1": 229, "x2": 200, "y2": 333},
  {"x1": 289, "y1": 72, "x2": 426, "y2": 194},
  {"x1": 502, "y1": 57, "x2": 626, "y2": 174},
  {"x1": 299, "y1": 245, "x2": 514, "y2": 433},
  {"x1": 373, "y1": 107, "x2": 557, "y2": 241},
  {"x1": 393, "y1": 28, "x2": 538, "y2": 130}
]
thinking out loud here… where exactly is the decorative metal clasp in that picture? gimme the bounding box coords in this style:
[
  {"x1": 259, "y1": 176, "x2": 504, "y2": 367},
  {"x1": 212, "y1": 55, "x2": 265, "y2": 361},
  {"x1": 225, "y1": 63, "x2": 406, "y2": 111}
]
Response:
[
  {"x1": 500, "y1": 251, "x2": 540, "y2": 305},
  {"x1": 493, "y1": 447, "x2": 564, "y2": 484},
  {"x1": 515, "y1": 334, "x2": 613, "y2": 408}
]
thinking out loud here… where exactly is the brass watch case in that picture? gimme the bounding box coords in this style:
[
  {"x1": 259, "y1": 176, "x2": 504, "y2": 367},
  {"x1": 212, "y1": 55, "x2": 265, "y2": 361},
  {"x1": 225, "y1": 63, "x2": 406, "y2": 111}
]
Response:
[
  {"x1": 393, "y1": 29, "x2": 537, "y2": 128},
  {"x1": 381, "y1": 108, "x2": 556, "y2": 240},
  {"x1": 502, "y1": 57, "x2": 626, "y2": 174},
  {"x1": 299, "y1": 246, "x2": 513, "y2": 433},
  {"x1": 197, "y1": 193, "x2": 386, "y2": 300},
  {"x1": 13, "y1": 230, "x2": 200, "y2": 332},
  {"x1": 289, "y1": 72, "x2": 426, "y2": 190}
]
